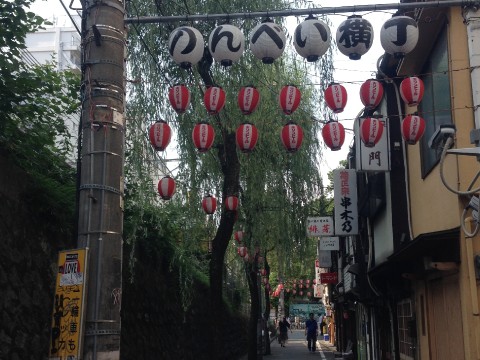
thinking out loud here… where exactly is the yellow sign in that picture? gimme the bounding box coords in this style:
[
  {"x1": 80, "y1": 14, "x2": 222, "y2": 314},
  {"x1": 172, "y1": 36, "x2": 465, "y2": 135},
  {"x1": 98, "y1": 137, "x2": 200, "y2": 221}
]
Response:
[{"x1": 49, "y1": 248, "x2": 88, "y2": 360}]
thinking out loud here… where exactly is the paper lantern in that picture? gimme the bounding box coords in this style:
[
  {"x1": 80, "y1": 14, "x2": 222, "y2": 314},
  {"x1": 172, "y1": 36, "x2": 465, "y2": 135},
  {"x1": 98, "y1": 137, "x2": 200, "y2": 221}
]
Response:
[
  {"x1": 168, "y1": 84, "x2": 190, "y2": 113},
  {"x1": 336, "y1": 15, "x2": 374, "y2": 60},
  {"x1": 360, "y1": 79, "x2": 384, "y2": 110},
  {"x1": 202, "y1": 195, "x2": 217, "y2": 214},
  {"x1": 261, "y1": 269, "x2": 267, "y2": 276},
  {"x1": 204, "y1": 86, "x2": 226, "y2": 114},
  {"x1": 313, "y1": 279, "x2": 317, "y2": 284},
  {"x1": 281, "y1": 122, "x2": 304, "y2": 152},
  {"x1": 262, "y1": 276, "x2": 268, "y2": 284},
  {"x1": 294, "y1": 15, "x2": 330, "y2": 62},
  {"x1": 168, "y1": 26, "x2": 204, "y2": 69},
  {"x1": 400, "y1": 76, "x2": 424, "y2": 106},
  {"x1": 380, "y1": 16, "x2": 419, "y2": 59},
  {"x1": 244, "y1": 253, "x2": 250, "y2": 262},
  {"x1": 307, "y1": 291, "x2": 312, "y2": 297},
  {"x1": 157, "y1": 176, "x2": 176, "y2": 200},
  {"x1": 279, "y1": 85, "x2": 301, "y2": 115},
  {"x1": 292, "y1": 289, "x2": 297, "y2": 295},
  {"x1": 238, "y1": 86, "x2": 260, "y2": 115},
  {"x1": 238, "y1": 246, "x2": 247, "y2": 257},
  {"x1": 401, "y1": 114, "x2": 426, "y2": 145},
  {"x1": 208, "y1": 24, "x2": 245, "y2": 66},
  {"x1": 299, "y1": 291, "x2": 304, "y2": 296},
  {"x1": 234, "y1": 230, "x2": 244, "y2": 243},
  {"x1": 192, "y1": 122, "x2": 215, "y2": 153},
  {"x1": 324, "y1": 83, "x2": 347, "y2": 113},
  {"x1": 149, "y1": 120, "x2": 172, "y2": 151},
  {"x1": 360, "y1": 117, "x2": 384, "y2": 147},
  {"x1": 249, "y1": 21, "x2": 286, "y2": 64},
  {"x1": 236, "y1": 123, "x2": 259, "y2": 153},
  {"x1": 321, "y1": 121, "x2": 345, "y2": 151},
  {"x1": 225, "y1": 195, "x2": 239, "y2": 211}
]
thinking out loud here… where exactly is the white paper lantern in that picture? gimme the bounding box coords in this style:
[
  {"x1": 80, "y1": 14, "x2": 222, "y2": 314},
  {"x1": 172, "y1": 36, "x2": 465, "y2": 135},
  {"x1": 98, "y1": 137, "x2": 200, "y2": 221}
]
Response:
[
  {"x1": 380, "y1": 16, "x2": 419, "y2": 59},
  {"x1": 249, "y1": 21, "x2": 286, "y2": 64},
  {"x1": 208, "y1": 24, "x2": 245, "y2": 66},
  {"x1": 168, "y1": 26, "x2": 204, "y2": 69},
  {"x1": 294, "y1": 16, "x2": 331, "y2": 62},
  {"x1": 336, "y1": 15, "x2": 373, "y2": 60}
]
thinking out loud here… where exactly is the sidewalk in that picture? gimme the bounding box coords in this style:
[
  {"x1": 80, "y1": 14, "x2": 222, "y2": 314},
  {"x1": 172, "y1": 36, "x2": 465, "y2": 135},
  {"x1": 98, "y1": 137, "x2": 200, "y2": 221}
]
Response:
[{"x1": 240, "y1": 329, "x2": 340, "y2": 359}]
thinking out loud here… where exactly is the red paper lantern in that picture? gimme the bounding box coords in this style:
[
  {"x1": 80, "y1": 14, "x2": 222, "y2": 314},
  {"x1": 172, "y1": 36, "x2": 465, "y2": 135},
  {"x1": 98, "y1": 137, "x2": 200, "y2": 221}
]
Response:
[
  {"x1": 306, "y1": 279, "x2": 310, "y2": 283},
  {"x1": 360, "y1": 117, "x2": 384, "y2": 147},
  {"x1": 307, "y1": 291, "x2": 312, "y2": 297},
  {"x1": 279, "y1": 85, "x2": 301, "y2": 115},
  {"x1": 299, "y1": 284, "x2": 303, "y2": 289},
  {"x1": 202, "y1": 194, "x2": 217, "y2": 214},
  {"x1": 299, "y1": 291, "x2": 304, "y2": 296},
  {"x1": 157, "y1": 176, "x2": 176, "y2": 200},
  {"x1": 234, "y1": 230, "x2": 244, "y2": 243},
  {"x1": 292, "y1": 289, "x2": 297, "y2": 295},
  {"x1": 262, "y1": 276, "x2": 268, "y2": 284},
  {"x1": 236, "y1": 123, "x2": 259, "y2": 153},
  {"x1": 322, "y1": 121, "x2": 345, "y2": 151},
  {"x1": 261, "y1": 269, "x2": 267, "y2": 276},
  {"x1": 360, "y1": 79, "x2": 384, "y2": 110},
  {"x1": 168, "y1": 84, "x2": 191, "y2": 113},
  {"x1": 313, "y1": 279, "x2": 316, "y2": 284},
  {"x1": 324, "y1": 83, "x2": 347, "y2": 113},
  {"x1": 149, "y1": 120, "x2": 172, "y2": 151},
  {"x1": 238, "y1": 246, "x2": 247, "y2": 257},
  {"x1": 401, "y1": 114, "x2": 426, "y2": 145},
  {"x1": 244, "y1": 253, "x2": 250, "y2": 262},
  {"x1": 204, "y1": 86, "x2": 226, "y2": 114},
  {"x1": 400, "y1": 76, "x2": 424, "y2": 106},
  {"x1": 192, "y1": 122, "x2": 215, "y2": 152},
  {"x1": 279, "y1": 283, "x2": 284, "y2": 290},
  {"x1": 281, "y1": 122, "x2": 304, "y2": 152},
  {"x1": 225, "y1": 195, "x2": 239, "y2": 211},
  {"x1": 238, "y1": 86, "x2": 260, "y2": 115}
]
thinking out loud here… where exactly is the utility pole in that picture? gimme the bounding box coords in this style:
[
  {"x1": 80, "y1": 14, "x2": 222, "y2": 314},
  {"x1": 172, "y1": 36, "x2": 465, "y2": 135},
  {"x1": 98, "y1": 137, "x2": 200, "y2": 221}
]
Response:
[{"x1": 78, "y1": 0, "x2": 126, "y2": 358}]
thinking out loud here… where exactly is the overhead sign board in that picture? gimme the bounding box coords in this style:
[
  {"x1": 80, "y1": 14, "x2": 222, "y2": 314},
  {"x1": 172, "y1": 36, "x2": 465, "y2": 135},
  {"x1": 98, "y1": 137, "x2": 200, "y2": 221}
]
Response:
[
  {"x1": 334, "y1": 169, "x2": 359, "y2": 236},
  {"x1": 320, "y1": 272, "x2": 338, "y2": 284},
  {"x1": 319, "y1": 237, "x2": 339, "y2": 251},
  {"x1": 307, "y1": 216, "x2": 334, "y2": 237}
]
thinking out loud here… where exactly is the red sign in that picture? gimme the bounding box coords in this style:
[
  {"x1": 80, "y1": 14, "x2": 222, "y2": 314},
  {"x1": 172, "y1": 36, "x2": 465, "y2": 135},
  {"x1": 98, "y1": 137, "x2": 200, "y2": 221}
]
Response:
[{"x1": 320, "y1": 272, "x2": 338, "y2": 284}]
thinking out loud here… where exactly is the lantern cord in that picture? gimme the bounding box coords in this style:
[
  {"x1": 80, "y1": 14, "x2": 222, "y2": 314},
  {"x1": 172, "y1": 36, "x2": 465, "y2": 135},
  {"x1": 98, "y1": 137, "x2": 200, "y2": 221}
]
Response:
[{"x1": 124, "y1": 1, "x2": 480, "y2": 24}]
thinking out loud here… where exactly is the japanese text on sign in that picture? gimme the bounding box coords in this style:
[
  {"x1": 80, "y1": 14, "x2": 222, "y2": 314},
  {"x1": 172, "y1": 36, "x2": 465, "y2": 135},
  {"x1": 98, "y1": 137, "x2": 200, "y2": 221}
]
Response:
[
  {"x1": 319, "y1": 237, "x2": 339, "y2": 251},
  {"x1": 307, "y1": 216, "x2": 334, "y2": 237},
  {"x1": 49, "y1": 249, "x2": 88, "y2": 360},
  {"x1": 334, "y1": 169, "x2": 358, "y2": 235}
]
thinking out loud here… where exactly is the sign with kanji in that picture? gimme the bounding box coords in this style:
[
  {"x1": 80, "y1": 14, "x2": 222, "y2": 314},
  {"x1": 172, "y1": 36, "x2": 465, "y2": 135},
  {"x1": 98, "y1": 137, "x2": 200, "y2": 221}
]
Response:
[
  {"x1": 49, "y1": 249, "x2": 88, "y2": 360},
  {"x1": 334, "y1": 169, "x2": 359, "y2": 236},
  {"x1": 319, "y1": 237, "x2": 339, "y2": 251},
  {"x1": 355, "y1": 118, "x2": 390, "y2": 171},
  {"x1": 320, "y1": 272, "x2": 338, "y2": 284},
  {"x1": 307, "y1": 216, "x2": 334, "y2": 237}
]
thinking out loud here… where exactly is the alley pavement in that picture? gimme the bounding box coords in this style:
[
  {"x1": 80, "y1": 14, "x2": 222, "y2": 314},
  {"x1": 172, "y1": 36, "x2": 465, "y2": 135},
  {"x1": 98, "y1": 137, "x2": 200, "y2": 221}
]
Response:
[{"x1": 242, "y1": 329, "x2": 339, "y2": 359}]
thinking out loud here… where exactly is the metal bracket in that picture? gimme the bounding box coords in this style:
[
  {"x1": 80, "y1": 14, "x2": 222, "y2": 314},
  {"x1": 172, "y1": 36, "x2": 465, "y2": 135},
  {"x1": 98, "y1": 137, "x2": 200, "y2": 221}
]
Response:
[{"x1": 80, "y1": 184, "x2": 122, "y2": 195}]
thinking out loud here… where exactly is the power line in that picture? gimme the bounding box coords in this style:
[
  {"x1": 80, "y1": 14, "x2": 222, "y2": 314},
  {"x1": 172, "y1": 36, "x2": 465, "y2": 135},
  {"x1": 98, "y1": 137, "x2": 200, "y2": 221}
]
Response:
[{"x1": 125, "y1": 0, "x2": 479, "y2": 24}]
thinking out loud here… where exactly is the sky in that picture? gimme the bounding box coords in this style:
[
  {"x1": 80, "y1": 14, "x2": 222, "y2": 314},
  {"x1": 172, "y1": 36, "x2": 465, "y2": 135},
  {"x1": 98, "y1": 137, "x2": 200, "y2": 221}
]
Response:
[{"x1": 29, "y1": 0, "x2": 396, "y2": 185}]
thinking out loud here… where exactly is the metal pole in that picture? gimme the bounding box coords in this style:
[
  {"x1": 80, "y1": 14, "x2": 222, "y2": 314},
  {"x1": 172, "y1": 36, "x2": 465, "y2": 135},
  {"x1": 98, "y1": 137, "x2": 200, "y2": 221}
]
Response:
[
  {"x1": 124, "y1": 0, "x2": 480, "y2": 24},
  {"x1": 78, "y1": 0, "x2": 126, "y2": 358}
]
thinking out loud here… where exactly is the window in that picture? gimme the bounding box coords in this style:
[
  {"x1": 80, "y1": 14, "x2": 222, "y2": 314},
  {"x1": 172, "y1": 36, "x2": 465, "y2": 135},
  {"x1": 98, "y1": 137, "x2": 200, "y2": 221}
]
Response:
[{"x1": 419, "y1": 27, "x2": 452, "y2": 177}]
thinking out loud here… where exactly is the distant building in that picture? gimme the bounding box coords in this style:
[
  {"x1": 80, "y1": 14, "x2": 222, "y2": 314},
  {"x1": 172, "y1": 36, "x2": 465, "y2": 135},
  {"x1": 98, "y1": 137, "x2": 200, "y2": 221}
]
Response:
[{"x1": 24, "y1": 16, "x2": 81, "y2": 165}]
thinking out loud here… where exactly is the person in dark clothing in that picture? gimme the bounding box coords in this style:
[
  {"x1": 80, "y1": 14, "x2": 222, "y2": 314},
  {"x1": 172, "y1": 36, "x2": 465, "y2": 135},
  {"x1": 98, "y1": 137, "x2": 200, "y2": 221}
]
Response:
[
  {"x1": 305, "y1": 313, "x2": 318, "y2": 352},
  {"x1": 278, "y1": 317, "x2": 291, "y2": 347}
]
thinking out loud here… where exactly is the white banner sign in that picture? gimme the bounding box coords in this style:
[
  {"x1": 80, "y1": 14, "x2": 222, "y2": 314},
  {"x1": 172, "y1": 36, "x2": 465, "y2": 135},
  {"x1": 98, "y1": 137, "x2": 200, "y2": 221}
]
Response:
[
  {"x1": 319, "y1": 237, "x2": 339, "y2": 251},
  {"x1": 355, "y1": 118, "x2": 390, "y2": 171},
  {"x1": 307, "y1": 216, "x2": 334, "y2": 237},
  {"x1": 334, "y1": 169, "x2": 359, "y2": 236}
]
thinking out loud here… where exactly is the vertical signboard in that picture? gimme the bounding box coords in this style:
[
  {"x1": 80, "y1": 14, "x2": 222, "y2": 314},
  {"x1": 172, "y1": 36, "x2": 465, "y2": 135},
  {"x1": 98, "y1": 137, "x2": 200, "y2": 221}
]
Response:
[
  {"x1": 307, "y1": 216, "x2": 334, "y2": 237},
  {"x1": 355, "y1": 118, "x2": 390, "y2": 171},
  {"x1": 334, "y1": 169, "x2": 359, "y2": 236},
  {"x1": 49, "y1": 249, "x2": 88, "y2": 360}
]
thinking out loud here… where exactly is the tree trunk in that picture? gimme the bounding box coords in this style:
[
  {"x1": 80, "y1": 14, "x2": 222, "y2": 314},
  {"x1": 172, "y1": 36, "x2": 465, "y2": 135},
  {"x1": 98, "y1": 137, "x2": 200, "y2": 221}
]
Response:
[
  {"x1": 209, "y1": 132, "x2": 240, "y2": 358},
  {"x1": 263, "y1": 257, "x2": 272, "y2": 355},
  {"x1": 247, "y1": 263, "x2": 260, "y2": 360}
]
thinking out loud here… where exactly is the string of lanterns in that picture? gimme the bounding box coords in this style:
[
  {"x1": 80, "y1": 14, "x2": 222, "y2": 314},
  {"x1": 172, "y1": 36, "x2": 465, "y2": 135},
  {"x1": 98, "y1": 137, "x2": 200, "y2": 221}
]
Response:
[{"x1": 152, "y1": 14, "x2": 425, "y2": 207}]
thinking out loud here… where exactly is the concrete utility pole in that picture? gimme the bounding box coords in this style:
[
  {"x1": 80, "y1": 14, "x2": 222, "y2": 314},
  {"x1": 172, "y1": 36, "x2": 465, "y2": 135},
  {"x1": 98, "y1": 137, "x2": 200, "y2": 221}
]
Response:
[{"x1": 78, "y1": 0, "x2": 126, "y2": 358}]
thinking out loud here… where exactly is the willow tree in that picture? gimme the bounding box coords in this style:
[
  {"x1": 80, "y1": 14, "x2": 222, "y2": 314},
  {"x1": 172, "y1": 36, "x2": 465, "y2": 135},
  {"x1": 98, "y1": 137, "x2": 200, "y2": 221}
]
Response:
[{"x1": 125, "y1": 0, "x2": 333, "y2": 357}]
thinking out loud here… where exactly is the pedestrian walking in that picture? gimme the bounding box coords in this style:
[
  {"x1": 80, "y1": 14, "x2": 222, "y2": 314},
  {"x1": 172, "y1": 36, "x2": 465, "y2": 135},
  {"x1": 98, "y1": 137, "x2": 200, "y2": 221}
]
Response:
[
  {"x1": 305, "y1": 313, "x2": 318, "y2": 352},
  {"x1": 278, "y1": 316, "x2": 291, "y2": 347}
]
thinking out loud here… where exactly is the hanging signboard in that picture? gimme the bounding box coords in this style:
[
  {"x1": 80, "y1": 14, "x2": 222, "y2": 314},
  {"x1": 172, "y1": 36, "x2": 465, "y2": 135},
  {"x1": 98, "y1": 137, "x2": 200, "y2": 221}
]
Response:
[
  {"x1": 49, "y1": 248, "x2": 88, "y2": 360},
  {"x1": 320, "y1": 272, "x2": 338, "y2": 284},
  {"x1": 355, "y1": 117, "x2": 390, "y2": 171},
  {"x1": 319, "y1": 237, "x2": 339, "y2": 251},
  {"x1": 333, "y1": 169, "x2": 359, "y2": 236},
  {"x1": 317, "y1": 250, "x2": 332, "y2": 268},
  {"x1": 307, "y1": 216, "x2": 334, "y2": 237}
]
